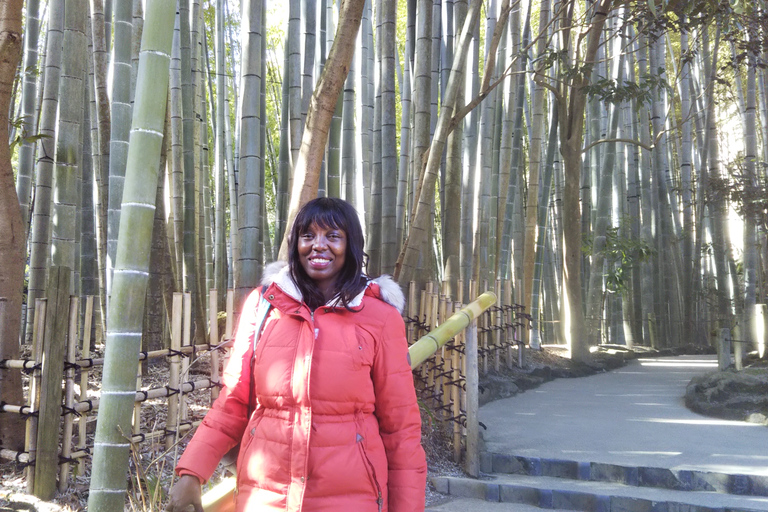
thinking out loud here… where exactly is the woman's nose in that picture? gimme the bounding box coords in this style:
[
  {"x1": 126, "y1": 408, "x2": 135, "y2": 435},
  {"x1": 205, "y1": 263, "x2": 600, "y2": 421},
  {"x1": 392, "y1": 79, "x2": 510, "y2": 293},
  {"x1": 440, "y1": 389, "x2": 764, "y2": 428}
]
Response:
[{"x1": 312, "y1": 236, "x2": 327, "y2": 249}]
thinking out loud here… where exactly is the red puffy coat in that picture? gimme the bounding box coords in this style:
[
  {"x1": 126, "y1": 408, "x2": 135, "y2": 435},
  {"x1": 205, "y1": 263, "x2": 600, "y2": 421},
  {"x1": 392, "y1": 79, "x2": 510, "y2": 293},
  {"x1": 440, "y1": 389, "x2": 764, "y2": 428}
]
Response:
[{"x1": 176, "y1": 263, "x2": 427, "y2": 511}]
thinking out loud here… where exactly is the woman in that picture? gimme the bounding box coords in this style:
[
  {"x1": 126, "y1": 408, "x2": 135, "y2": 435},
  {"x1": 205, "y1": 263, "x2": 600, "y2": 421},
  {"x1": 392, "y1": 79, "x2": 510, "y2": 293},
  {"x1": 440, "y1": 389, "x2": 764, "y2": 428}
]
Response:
[{"x1": 167, "y1": 197, "x2": 427, "y2": 512}]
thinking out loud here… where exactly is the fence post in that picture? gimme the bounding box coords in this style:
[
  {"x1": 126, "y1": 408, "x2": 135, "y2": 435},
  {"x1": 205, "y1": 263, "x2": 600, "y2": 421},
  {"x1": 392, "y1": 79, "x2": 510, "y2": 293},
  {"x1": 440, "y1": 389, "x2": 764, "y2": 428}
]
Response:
[
  {"x1": 34, "y1": 266, "x2": 72, "y2": 500},
  {"x1": 733, "y1": 320, "x2": 744, "y2": 371},
  {"x1": 452, "y1": 302, "x2": 462, "y2": 464},
  {"x1": 167, "y1": 293, "x2": 183, "y2": 449},
  {"x1": 59, "y1": 296, "x2": 80, "y2": 491},
  {"x1": 753, "y1": 304, "x2": 766, "y2": 359},
  {"x1": 26, "y1": 298, "x2": 46, "y2": 493},
  {"x1": 209, "y1": 289, "x2": 220, "y2": 400},
  {"x1": 718, "y1": 328, "x2": 731, "y2": 371},
  {"x1": 78, "y1": 296, "x2": 94, "y2": 477},
  {"x1": 464, "y1": 320, "x2": 479, "y2": 478}
]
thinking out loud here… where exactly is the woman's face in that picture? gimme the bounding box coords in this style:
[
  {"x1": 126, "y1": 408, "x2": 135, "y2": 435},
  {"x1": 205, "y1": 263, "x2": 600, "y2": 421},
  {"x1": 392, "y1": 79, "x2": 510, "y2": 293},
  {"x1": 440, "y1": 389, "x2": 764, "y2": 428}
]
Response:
[{"x1": 298, "y1": 222, "x2": 347, "y2": 301}]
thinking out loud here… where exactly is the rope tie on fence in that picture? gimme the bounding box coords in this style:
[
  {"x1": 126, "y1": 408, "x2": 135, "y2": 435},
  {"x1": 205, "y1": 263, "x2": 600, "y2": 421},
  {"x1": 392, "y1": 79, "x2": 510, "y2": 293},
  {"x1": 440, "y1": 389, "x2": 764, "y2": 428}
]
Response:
[
  {"x1": 58, "y1": 455, "x2": 78, "y2": 465},
  {"x1": 165, "y1": 385, "x2": 181, "y2": 397},
  {"x1": 79, "y1": 358, "x2": 95, "y2": 368},
  {"x1": 81, "y1": 399, "x2": 95, "y2": 413},
  {"x1": 137, "y1": 390, "x2": 149, "y2": 402},
  {"x1": 16, "y1": 451, "x2": 32, "y2": 468},
  {"x1": 61, "y1": 405, "x2": 81, "y2": 417},
  {"x1": 139, "y1": 350, "x2": 148, "y2": 361},
  {"x1": 167, "y1": 349, "x2": 184, "y2": 358},
  {"x1": 64, "y1": 361, "x2": 80, "y2": 371}
]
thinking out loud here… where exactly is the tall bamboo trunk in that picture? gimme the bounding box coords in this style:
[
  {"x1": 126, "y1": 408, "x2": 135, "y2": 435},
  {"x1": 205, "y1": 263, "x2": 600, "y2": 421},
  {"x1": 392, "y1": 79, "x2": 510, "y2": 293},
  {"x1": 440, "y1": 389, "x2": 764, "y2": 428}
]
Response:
[
  {"x1": 87, "y1": 1, "x2": 175, "y2": 508},
  {"x1": 14, "y1": 0, "x2": 40, "y2": 238},
  {"x1": 236, "y1": 0, "x2": 266, "y2": 306},
  {"x1": 24, "y1": 0, "x2": 64, "y2": 345}
]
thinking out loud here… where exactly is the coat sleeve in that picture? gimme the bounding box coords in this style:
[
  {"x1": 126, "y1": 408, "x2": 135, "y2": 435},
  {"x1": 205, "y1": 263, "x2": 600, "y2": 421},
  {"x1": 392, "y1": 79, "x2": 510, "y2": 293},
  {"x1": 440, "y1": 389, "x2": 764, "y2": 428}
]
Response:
[
  {"x1": 372, "y1": 307, "x2": 427, "y2": 512},
  {"x1": 174, "y1": 289, "x2": 262, "y2": 482}
]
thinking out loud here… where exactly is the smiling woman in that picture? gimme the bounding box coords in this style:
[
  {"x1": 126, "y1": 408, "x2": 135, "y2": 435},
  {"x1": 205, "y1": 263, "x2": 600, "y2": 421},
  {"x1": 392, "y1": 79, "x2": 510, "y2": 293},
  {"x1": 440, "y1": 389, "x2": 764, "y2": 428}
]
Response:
[{"x1": 168, "y1": 197, "x2": 426, "y2": 512}]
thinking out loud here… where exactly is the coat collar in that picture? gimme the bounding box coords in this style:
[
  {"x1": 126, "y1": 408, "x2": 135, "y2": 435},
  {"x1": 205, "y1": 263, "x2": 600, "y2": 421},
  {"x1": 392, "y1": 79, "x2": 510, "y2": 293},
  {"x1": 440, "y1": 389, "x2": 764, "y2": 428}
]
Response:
[{"x1": 261, "y1": 261, "x2": 405, "y2": 313}]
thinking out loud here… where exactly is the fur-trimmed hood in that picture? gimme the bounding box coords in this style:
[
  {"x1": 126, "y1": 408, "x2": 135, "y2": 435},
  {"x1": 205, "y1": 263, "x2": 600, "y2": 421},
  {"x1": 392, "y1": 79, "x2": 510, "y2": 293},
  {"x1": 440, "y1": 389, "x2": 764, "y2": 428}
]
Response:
[{"x1": 261, "y1": 261, "x2": 406, "y2": 313}]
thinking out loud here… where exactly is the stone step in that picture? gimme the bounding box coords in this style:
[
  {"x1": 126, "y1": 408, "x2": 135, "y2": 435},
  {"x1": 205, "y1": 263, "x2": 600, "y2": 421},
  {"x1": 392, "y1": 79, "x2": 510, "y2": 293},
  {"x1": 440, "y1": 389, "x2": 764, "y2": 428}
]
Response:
[
  {"x1": 483, "y1": 453, "x2": 768, "y2": 498},
  {"x1": 431, "y1": 474, "x2": 768, "y2": 512},
  {"x1": 426, "y1": 497, "x2": 572, "y2": 511}
]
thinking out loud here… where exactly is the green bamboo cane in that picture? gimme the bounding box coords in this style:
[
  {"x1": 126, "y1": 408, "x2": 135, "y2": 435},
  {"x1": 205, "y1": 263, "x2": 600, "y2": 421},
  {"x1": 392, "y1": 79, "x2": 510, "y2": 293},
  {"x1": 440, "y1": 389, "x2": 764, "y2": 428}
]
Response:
[
  {"x1": 408, "y1": 292, "x2": 497, "y2": 369},
  {"x1": 87, "y1": 1, "x2": 175, "y2": 509}
]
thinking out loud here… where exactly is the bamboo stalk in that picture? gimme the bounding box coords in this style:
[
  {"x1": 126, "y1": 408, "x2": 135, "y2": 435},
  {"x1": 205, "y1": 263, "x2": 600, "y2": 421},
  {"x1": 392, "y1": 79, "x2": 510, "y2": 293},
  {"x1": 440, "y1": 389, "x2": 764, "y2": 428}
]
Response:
[
  {"x1": 427, "y1": 287, "x2": 438, "y2": 397},
  {"x1": 25, "y1": 298, "x2": 45, "y2": 493},
  {"x1": 59, "y1": 296, "x2": 80, "y2": 491},
  {"x1": 167, "y1": 293, "x2": 183, "y2": 449},
  {"x1": 441, "y1": 300, "x2": 454, "y2": 420},
  {"x1": 465, "y1": 320, "x2": 479, "y2": 477},
  {"x1": 504, "y1": 280, "x2": 513, "y2": 368},
  {"x1": 408, "y1": 291, "x2": 497, "y2": 369},
  {"x1": 452, "y1": 301, "x2": 462, "y2": 464},
  {"x1": 209, "y1": 289, "x2": 220, "y2": 400},
  {"x1": 178, "y1": 292, "x2": 191, "y2": 420},
  {"x1": 1, "y1": 449, "x2": 31, "y2": 463},
  {"x1": 418, "y1": 287, "x2": 429, "y2": 387},
  {"x1": 481, "y1": 280, "x2": 489, "y2": 375},
  {"x1": 221, "y1": 289, "x2": 234, "y2": 372},
  {"x1": 407, "y1": 282, "x2": 418, "y2": 344},
  {"x1": 495, "y1": 280, "x2": 502, "y2": 372},
  {"x1": 181, "y1": 293, "x2": 192, "y2": 420},
  {"x1": 134, "y1": 359, "x2": 142, "y2": 438},
  {"x1": 78, "y1": 296, "x2": 94, "y2": 476},
  {"x1": 35, "y1": 267, "x2": 71, "y2": 499}
]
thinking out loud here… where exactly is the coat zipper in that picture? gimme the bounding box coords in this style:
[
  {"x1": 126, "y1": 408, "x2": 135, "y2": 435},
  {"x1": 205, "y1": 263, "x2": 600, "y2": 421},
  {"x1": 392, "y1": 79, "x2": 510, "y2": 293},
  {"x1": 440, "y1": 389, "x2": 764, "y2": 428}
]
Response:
[{"x1": 359, "y1": 438, "x2": 383, "y2": 512}]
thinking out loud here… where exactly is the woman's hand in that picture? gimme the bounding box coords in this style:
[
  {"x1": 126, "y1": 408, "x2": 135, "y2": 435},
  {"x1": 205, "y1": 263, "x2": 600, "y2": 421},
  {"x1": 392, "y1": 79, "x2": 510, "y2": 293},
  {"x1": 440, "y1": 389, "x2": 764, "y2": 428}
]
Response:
[{"x1": 166, "y1": 474, "x2": 203, "y2": 512}]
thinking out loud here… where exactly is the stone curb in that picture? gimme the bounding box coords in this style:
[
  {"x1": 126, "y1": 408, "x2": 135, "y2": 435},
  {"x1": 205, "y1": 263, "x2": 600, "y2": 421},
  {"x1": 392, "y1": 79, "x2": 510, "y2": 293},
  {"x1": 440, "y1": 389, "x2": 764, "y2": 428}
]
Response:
[
  {"x1": 482, "y1": 452, "x2": 768, "y2": 497},
  {"x1": 430, "y1": 475, "x2": 767, "y2": 512}
]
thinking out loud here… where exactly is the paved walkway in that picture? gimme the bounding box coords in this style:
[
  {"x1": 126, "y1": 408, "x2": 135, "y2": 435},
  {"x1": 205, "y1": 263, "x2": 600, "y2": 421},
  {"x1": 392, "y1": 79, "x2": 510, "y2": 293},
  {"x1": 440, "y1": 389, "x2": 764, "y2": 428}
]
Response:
[{"x1": 479, "y1": 354, "x2": 768, "y2": 476}]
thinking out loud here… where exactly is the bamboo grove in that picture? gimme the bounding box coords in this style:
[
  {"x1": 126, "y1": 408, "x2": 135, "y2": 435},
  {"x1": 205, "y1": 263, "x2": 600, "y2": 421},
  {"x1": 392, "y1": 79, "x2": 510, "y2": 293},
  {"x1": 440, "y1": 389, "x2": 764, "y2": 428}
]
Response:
[{"x1": 1, "y1": 0, "x2": 768, "y2": 504}]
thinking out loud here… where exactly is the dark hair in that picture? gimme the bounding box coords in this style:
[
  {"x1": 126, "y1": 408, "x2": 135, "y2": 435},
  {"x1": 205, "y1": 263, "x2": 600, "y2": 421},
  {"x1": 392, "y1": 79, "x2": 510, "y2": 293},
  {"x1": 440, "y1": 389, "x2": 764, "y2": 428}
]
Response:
[{"x1": 288, "y1": 197, "x2": 367, "y2": 310}]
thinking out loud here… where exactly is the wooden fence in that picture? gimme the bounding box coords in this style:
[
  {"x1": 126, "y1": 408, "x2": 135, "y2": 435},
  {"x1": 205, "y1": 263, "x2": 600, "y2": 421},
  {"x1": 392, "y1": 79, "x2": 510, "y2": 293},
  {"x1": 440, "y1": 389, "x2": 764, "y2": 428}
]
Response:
[{"x1": 0, "y1": 279, "x2": 529, "y2": 499}]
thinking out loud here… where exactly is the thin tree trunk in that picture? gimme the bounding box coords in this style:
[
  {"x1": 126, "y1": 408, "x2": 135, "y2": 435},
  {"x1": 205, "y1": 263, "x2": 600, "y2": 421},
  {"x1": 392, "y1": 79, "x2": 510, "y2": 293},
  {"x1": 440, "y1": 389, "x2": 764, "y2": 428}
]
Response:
[
  {"x1": 0, "y1": 0, "x2": 26, "y2": 451},
  {"x1": 278, "y1": 0, "x2": 367, "y2": 258},
  {"x1": 554, "y1": 0, "x2": 612, "y2": 361}
]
